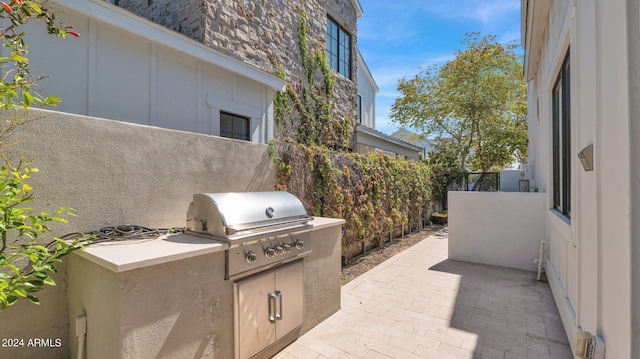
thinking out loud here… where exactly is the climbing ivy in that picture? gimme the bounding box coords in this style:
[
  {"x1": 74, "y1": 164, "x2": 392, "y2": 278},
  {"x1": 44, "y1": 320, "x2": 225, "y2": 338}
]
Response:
[
  {"x1": 272, "y1": 10, "x2": 350, "y2": 150},
  {"x1": 271, "y1": 141, "x2": 435, "y2": 263},
  {"x1": 268, "y1": 10, "x2": 452, "y2": 263}
]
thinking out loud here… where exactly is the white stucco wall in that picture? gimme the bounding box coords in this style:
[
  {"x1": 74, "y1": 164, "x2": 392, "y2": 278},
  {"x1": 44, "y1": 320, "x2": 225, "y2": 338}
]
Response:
[
  {"x1": 0, "y1": 109, "x2": 277, "y2": 359},
  {"x1": 15, "y1": 1, "x2": 282, "y2": 143},
  {"x1": 524, "y1": 0, "x2": 637, "y2": 357},
  {"x1": 448, "y1": 191, "x2": 546, "y2": 271}
]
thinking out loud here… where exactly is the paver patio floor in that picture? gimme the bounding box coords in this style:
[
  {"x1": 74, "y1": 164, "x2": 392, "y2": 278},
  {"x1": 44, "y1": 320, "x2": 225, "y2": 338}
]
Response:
[{"x1": 276, "y1": 228, "x2": 573, "y2": 359}]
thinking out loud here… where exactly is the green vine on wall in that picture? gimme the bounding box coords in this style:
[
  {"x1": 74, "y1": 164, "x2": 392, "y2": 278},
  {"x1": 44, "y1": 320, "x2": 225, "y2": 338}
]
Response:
[
  {"x1": 270, "y1": 141, "x2": 435, "y2": 263},
  {"x1": 271, "y1": 10, "x2": 350, "y2": 150},
  {"x1": 267, "y1": 10, "x2": 446, "y2": 263}
]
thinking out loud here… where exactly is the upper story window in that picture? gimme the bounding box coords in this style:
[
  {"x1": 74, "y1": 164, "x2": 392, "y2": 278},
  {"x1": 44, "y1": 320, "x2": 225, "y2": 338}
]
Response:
[
  {"x1": 220, "y1": 111, "x2": 250, "y2": 141},
  {"x1": 357, "y1": 95, "x2": 362, "y2": 123},
  {"x1": 552, "y1": 50, "x2": 571, "y2": 218},
  {"x1": 327, "y1": 17, "x2": 351, "y2": 79}
]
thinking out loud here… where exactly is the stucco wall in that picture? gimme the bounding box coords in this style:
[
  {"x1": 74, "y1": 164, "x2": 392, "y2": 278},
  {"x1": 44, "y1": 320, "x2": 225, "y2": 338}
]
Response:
[
  {"x1": 303, "y1": 224, "x2": 342, "y2": 332},
  {"x1": 0, "y1": 109, "x2": 277, "y2": 359},
  {"x1": 68, "y1": 251, "x2": 233, "y2": 359},
  {"x1": 448, "y1": 191, "x2": 546, "y2": 271}
]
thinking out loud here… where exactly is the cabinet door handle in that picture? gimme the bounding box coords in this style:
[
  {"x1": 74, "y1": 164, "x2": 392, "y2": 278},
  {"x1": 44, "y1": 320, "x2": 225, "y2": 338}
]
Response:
[
  {"x1": 268, "y1": 292, "x2": 277, "y2": 323},
  {"x1": 275, "y1": 291, "x2": 283, "y2": 321}
]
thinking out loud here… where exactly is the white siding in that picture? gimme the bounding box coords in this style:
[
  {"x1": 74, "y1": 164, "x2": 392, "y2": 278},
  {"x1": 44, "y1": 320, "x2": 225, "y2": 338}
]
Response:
[
  {"x1": 356, "y1": 53, "x2": 377, "y2": 128},
  {"x1": 17, "y1": 2, "x2": 278, "y2": 143},
  {"x1": 525, "y1": 0, "x2": 636, "y2": 357}
]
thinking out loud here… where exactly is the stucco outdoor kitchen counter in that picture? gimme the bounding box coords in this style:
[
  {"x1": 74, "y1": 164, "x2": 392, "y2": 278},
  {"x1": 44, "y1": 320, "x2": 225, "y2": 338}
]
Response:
[
  {"x1": 73, "y1": 217, "x2": 344, "y2": 273},
  {"x1": 74, "y1": 233, "x2": 229, "y2": 273}
]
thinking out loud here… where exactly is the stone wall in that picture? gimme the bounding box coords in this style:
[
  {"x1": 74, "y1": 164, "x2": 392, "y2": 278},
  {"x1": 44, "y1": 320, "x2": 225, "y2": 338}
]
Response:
[{"x1": 113, "y1": 0, "x2": 359, "y2": 144}]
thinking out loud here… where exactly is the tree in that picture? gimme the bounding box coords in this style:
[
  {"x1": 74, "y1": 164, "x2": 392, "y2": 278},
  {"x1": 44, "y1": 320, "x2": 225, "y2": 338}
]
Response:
[{"x1": 391, "y1": 33, "x2": 527, "y2": 173}]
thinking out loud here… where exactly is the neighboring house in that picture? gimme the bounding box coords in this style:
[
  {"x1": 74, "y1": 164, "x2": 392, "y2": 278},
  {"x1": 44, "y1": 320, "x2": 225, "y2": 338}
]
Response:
[
  {"x1": 354, "y1": 50, "x2": 423, "y2": 160},
  {"x1": 523, "y1": 0, "x2": 640, "y2": 357},
  {"x1": 104, "y1": 0, "x2": 362, "y2": 144},
  {"x1": 391, "y1": 128, "x2": 434, "y2": 160},
  {"x1": 16, "y1": 0, "x2": 364, "y2": 145},
  {"x1": 19, "y1": 0, "x2": 285, "y2": 144}
]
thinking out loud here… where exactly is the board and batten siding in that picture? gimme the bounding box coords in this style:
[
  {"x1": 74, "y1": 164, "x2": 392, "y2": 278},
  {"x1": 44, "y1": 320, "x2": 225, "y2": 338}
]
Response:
[{"x1": 12, "y1": 1, "x2": 281, "y2": 144}]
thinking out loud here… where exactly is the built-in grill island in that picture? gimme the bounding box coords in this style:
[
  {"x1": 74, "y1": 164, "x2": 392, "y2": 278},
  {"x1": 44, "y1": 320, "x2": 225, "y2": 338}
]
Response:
[
  {"x1": 186, "y1": 192, "x2": 315, "y2": 359},
  {"x1": 67, "y1": 191, "x2": 345, "y2": 359}
]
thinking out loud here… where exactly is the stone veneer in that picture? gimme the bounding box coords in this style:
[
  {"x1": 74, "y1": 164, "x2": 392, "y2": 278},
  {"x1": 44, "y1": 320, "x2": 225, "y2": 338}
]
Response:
[{"x1": 114, "y1": 0, "x2": 359, "y2": 142}]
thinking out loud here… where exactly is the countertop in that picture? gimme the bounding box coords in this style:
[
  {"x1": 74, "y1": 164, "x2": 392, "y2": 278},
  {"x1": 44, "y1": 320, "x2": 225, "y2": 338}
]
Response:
[{"x1": 74, "y1": 216, "x2": 345, "y2": 273}]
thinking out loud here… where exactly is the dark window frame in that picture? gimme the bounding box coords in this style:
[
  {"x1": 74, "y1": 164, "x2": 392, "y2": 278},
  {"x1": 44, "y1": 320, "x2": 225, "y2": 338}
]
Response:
[
  {"x1": 357, "y1": 95, "x2": 362, "y2": 123},
  {"x1": 552, "y1": 50, "x2": 571, "y2": 218},
  {"x1": 220, "y1": 111, "x2": 250, "y2": 141},
  {"x1": 326, "y1": 16, "x2": 352, "y2": 79}
]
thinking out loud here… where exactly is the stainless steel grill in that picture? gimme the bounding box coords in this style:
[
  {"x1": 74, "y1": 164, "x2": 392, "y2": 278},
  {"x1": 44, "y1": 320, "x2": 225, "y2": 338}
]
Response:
[
  {"x1": 186, "y1": 191, "x2": 312, "y2": 244},
  {"x1": 186, "y1": 191, "x2": 314, "y2": 280}
]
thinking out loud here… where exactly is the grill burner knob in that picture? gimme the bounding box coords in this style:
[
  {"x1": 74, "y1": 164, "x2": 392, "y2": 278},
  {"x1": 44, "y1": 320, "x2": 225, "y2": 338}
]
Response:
[
  {"x1": 295, "y1": 240, "x2": 305, "y2": 250},
  {"x1": 274, "y1": 245, "x2": 284, "y2": 256},
  {"x1": 282, "y1": 243, "x2": 291, "y2": 253},
  {"x1": 265, "y1": 247, "x2": 276, "y2": 258},
  {"x1": 246, "y1": 251, "x2": 257, "y2": 263}
]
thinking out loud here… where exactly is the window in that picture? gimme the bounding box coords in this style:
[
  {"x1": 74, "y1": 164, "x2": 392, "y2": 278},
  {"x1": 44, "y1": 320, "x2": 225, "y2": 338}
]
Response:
[
  {"x1": 552, "y1": 50, "x2": 571, "y2": 218},
  {"x1": 327, "y1": 17, "x2": 351, "y2": 78},
  {"x1": 220, "y1": 112, "x2": 250, "y2": 141},
  {"x1": 357, "y1": 95, "x2": 362, "y2": 123}
]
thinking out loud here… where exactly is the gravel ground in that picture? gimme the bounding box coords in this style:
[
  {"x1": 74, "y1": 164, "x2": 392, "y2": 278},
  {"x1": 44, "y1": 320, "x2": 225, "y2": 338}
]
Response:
[{"x1": 340, "y1": 224, "x2": 445, "y2": 285}]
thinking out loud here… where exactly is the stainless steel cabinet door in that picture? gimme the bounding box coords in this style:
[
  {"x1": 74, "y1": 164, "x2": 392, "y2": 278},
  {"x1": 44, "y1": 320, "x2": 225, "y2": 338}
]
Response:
[
  {"x1": 274, "y1": 260, "x2": 304, "y2": 340},
  {"x1": 235, "y1": 260, "x2": 304, "y2": 359},
  {"x1": 236, "y1": 270, "x2": 276, "y2": 359}
]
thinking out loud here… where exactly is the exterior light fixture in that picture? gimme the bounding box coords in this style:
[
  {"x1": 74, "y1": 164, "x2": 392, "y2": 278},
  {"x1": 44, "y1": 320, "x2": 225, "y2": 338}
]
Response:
[{"x1": 578, "y1": 144, "x2": 594, "y2": 171}]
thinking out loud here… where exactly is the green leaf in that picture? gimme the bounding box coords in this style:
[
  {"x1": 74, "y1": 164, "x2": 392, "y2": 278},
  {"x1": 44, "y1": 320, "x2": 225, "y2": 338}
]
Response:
[
  {"x1": 26, "y1": 1, "x2": 42, "y2": 14},
  {"x1": 44, "y1": 96, "x2": 60, "y2": 106},
  {"x1": 24, "y1": 279, "x2": 43, "y2": 287},
  {"x1": 26, "y1": 295, "x2": 39, "y2": 304},
  {"x1": 14, "y1": 288, "x2": 27, "y2": 297},
  {"x1": 5, "y1": 295, "x2": 18, "y2": 307},
  {"x1": 42, "y1": 276, "x2": 55, "y2": 286}
]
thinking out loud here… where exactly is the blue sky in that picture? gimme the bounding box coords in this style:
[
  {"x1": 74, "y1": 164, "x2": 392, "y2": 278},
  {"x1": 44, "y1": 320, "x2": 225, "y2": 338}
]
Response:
[{"x1": 357, "y1": 0, "x2": 522, "y2": 135}]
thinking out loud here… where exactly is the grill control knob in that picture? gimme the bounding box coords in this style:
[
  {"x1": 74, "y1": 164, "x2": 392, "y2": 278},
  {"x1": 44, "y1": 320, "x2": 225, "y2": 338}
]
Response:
[
  {"x1": 282, "y1": 243, "x2": 291, "y2": 253},
  {"x1": 274, "y1": 245, "x2": 284, "y2": 256},
  {"x1": 265, "y1": 247, "x2": 276, "y2": 258},
  {"x1": 295, "y1": 240, "x2": 305, "y2": 250},
  {"x1": 246, "y1": 251, "x2": 257, "y2": 263}
]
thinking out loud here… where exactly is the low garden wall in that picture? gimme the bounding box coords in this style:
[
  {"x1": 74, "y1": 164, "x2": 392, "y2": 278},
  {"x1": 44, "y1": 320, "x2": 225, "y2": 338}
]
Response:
[{"x1": 448, "y1": 191, "x2": 546, "y2": 271}]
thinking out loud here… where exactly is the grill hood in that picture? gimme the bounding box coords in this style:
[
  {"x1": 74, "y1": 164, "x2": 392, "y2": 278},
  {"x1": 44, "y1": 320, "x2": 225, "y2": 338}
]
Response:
[{"x1": 186, "y1": 192, "x2": 312, "y2": 240}]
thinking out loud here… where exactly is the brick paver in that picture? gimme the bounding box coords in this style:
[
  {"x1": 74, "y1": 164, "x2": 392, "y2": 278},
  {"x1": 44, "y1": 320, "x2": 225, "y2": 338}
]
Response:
[{"x1": 275, "y1": 228, "x2": 573, "y2": 359}]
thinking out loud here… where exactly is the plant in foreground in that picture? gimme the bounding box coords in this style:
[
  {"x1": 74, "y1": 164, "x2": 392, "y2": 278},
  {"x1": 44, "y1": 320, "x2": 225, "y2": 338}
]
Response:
[
  {"x1": 0, "y1": 0, "x2": 82, "y2": 310},
  {"x1": 0, "y1": 160, "x2": 82, "y2": 309}
]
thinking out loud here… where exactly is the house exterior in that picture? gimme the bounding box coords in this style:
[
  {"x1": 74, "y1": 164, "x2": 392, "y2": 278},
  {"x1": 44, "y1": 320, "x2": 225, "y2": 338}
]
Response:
[
  {"x1": 15, "y1": 0, "x2": 365, "y2": 145},
  {"x1": 391, "y1": 128, "x2": 434, "y2": 160},
  {"x1": 522, "y1": 0, "x2": 640, "y2": 357},
  {"x1": 18, "y1": 0, "x2": 286, "y2": 144},
  {"x1": 354, "y1": 49, "x2": 424, "y2": 160},
  {"x1": 104, "y1": 0, "x2": 362, "y2": 144}
]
